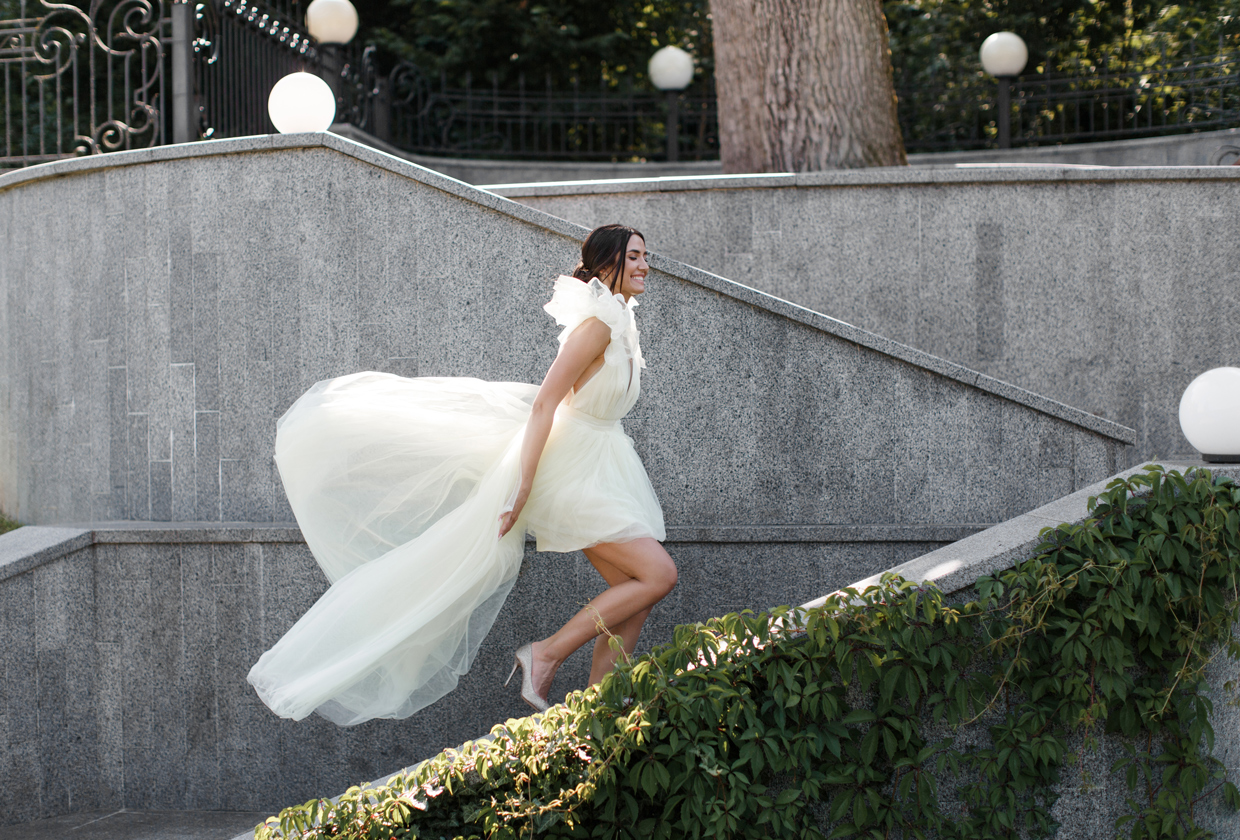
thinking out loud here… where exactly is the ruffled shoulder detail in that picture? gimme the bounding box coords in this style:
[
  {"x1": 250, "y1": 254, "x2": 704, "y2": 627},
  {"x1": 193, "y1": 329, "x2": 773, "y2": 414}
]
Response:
[
  {"x1": 544, "y1": 276, "x2": 644, "y2": 368},
  {"x1": 544, "y1": 276, "x2": 627, "y2": 338}
]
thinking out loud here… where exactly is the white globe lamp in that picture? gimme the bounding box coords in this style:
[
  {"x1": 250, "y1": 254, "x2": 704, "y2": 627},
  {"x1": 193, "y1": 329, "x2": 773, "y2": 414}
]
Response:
[
  {"x1": 305, "y1": 0, "x2": 358, "y2": 45},
  {"x1": 648, "y1": 45, "x2": 694, "y2": 164},
  {"x1": 267, "y1": 72, "x2": 337, "y2": 134},
  {"x1": 1179, "y1": 367, "x2": 1240, "y2": 463},
  {"x1": 648, "y1": 45, "x2": 694, "y2": 91},
  {"x1": 980, "y1": 32, "x2": 1028, "y2": 77},
  {"x1": 980, "y1": 31, "x2": 1027, "y2": 150}
]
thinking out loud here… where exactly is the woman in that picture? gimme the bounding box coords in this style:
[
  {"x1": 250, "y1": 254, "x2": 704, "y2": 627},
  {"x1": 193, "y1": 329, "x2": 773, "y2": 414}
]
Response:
[{"x1": 247, "y1": 224, "x2": 675, "y2": 724}]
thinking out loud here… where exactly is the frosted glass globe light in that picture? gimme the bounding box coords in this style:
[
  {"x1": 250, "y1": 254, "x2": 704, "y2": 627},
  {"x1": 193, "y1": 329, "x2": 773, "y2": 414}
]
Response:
[
  {"x1": 980, "y1": 32, "x2": 1028, "y2": 77},
  {"x1": 268, "y1": 72, "x2": 336, "y2": 133},
  {"x1": 649, "y1": 45, "x2": 694, "y2": 91},
  {"x1": 1179, "y1": 367, "x2": 1240, "y2": 462},
  {"x1": 305, "y1": 0, "x2": 358, "y2": 45}
]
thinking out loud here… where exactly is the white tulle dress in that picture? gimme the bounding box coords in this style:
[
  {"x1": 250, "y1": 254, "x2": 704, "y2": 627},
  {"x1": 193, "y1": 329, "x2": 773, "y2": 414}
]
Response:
[{"x1": 247, "y1": 277, "x2": 665, "y2": 726}]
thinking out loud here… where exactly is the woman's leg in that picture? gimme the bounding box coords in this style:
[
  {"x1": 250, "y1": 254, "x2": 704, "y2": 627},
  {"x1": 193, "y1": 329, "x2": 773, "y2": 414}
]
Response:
[
  {"x1": 587, "y1": 607, "x2": 651, "y2": 684},
  {"x1": 585, "y1": 550, "x2": 656, "y2": 684},
  {"x1": 529, "y1": 537, "x2": 676, "y2": 698}
]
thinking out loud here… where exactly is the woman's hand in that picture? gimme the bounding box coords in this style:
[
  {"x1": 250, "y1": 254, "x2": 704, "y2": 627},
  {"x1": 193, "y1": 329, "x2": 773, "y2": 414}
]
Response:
[{"x1": 498, "y1": 490, "x2": 528, "y2": 538}]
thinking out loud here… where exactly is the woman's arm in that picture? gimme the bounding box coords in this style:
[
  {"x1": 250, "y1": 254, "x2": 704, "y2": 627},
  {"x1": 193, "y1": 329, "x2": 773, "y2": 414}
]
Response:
[{"x1": 498, "y1": 317, "x2": 612, "y2": 537}]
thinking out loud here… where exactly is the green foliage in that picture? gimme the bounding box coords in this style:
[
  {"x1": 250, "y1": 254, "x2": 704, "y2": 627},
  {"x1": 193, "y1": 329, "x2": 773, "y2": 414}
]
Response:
[
  {"x1": 0, "y1": 511, "x2": 19, "y2": 535},
  {"x1": 884, "y1": 0, "x2": 1240, "y2": 149},
  {"x1": 359, "y1": 0, "x2": 712, "y2": 89},
  {"x1": 884, "y1": 0, "x2": 1240, "y2": 86},
  {"x1": 253, "y1": 466, "x2": 1240, "y2": 840},
  {"x1": 351, "y1": 0, "x2": 1240, "y2": 92}
]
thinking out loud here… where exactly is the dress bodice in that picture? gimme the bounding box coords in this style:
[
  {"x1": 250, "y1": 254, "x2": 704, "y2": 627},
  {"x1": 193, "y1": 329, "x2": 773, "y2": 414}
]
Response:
[
  {"x1": 565, "y1": 353, "x2": 639, "y2": 421},
  {"x1": 544, "y1": 276, "x2": 645, "y2": 423}
]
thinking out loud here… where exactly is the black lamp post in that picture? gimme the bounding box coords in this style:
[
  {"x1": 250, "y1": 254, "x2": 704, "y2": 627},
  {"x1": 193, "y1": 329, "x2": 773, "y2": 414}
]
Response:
[
  {"x1": 648, "y1": 46, "x2": 694, "y2": 163},
  {"x1": 305, "y1": 0, "x2": 359, "y2": 118},
  {"x1": 980, "y1": 32, "x2": 1028, "y2": 149}
]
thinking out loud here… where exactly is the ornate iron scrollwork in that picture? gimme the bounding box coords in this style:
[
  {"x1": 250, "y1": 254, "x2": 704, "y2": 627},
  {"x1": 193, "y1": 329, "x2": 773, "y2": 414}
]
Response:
[
  {"x1": 334, "y1": 43, "x2": 375, "y2": 130},
  {"x1": 191, "y1": 0, "x2": 216, "y2": 64},
  {"x1": 1209, "y1": 144, "x2": 1240, "y2": 165},
  {"x1": 2, "y1": 0, "x2": 166, "y2": 165}
]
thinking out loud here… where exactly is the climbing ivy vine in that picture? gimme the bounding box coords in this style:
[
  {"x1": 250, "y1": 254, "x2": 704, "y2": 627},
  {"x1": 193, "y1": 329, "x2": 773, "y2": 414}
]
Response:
[{"x1": 254, "y1": 466, "x2": 1240, "y2": 840}]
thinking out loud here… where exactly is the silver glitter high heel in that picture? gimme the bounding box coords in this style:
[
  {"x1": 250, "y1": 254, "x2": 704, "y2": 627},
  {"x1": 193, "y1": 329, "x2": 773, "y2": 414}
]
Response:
[{"x1": 505, "y1": 643, "x2": 550, "y2": 712}]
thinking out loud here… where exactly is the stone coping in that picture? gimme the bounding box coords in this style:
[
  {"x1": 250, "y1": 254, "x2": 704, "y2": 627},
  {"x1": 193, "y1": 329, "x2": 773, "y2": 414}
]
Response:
[
  {"x1": 0, "y1": 522, "x2": 304, "y2": 584},
  {"x1": 0, "y1": 520, "x2": 984, "y2": 585},
  {"x1": 327, "y1": 124, "x2": 1240, "y2": 186},
  {"x1": 0, "y1": 133, "x2": 1135, "y2": 445},
  {"x1": 802, "y1": 460, "x2": 1240, "y2": 607},
  {"x1": 483, "y1": 163, "x2": 1240, "y2": 196},
  {"x1": 0, "y1": 526, "x2": 95, "y2": 583}
]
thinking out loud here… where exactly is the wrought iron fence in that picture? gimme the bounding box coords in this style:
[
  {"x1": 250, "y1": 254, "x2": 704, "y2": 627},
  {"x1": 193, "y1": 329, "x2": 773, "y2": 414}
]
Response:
[
  {"x1": 898, "y1": 50, "x2": 1240, "y2": 153},
  {"x1": 177, "y1": 0, "x2": 718, "y2": 163},
  {"x1": 378, "y1": 69, "x2": 719, "y2": 162},
  {"x1": 2, "y1": 0, "x2": 167, "y2": 167},
  {"x1": 193, "y1": 0, "x2": 318, "y2": 139},
  {"x1": 3, "y1": 0, "x2": 1240, "y2": 170}
]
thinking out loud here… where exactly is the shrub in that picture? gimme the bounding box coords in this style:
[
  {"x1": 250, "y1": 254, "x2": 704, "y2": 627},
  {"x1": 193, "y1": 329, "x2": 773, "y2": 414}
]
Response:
[{"x1": 255, "y1": 466, "x2": 1240, "y2": 840}]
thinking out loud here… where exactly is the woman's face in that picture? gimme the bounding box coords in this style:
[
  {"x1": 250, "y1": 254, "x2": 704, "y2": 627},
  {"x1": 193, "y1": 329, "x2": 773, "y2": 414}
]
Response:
[{"x1": 612, "y1": 234, "x2": 649, "y2": 300}]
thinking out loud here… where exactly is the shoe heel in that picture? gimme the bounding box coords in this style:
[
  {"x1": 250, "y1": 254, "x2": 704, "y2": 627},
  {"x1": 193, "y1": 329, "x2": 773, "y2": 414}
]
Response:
[
  {"x1": 512, "y1": 643, "x2": 550, "y2": 713},
  {"x1": 504, "y1": 658, "x2": 519, "y2": 687}
]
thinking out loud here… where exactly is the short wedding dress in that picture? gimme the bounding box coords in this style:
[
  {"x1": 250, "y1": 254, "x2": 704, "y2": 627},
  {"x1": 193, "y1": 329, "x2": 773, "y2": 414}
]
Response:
[{"x1": 247, "y1": 277, "x2": 665, "y2": 726}]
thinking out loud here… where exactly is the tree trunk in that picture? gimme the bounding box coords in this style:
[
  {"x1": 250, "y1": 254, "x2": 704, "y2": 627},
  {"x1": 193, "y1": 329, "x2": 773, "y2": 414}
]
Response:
[{"x1": 710, "y1": 0, "x2": 907, "y2": 172}]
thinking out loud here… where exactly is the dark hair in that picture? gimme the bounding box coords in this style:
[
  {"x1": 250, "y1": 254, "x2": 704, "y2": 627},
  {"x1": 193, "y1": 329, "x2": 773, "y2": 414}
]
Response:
[{"x1": 572, "y1": 224, "x2": 645, "y2": 294}]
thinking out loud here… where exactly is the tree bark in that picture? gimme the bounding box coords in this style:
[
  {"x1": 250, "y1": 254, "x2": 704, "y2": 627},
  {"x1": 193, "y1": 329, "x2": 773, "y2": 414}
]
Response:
[{"x1": 710, "y1": 0, "x2": 907, "y2": 172}]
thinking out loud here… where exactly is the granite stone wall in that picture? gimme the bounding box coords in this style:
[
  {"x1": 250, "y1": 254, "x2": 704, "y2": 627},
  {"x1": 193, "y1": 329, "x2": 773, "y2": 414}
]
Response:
[
  {"x1": 0, "y1": 523, "x2": 955, "y2": 824},
  {"x1": 822, "y1": 460, "x2": 1240, "y2": 840},
  {"x1": 0, "y1": 135, "x2": 1131, "y2": 528},
  {"x1": 495, "y1": 166, "x2": 1240, "y2": 462}
]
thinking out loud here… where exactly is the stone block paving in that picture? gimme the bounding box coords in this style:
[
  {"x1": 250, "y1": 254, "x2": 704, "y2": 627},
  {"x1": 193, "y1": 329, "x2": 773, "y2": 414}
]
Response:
[{"x1": 5, "y1": 810, "x2": 269, "y2": 840}]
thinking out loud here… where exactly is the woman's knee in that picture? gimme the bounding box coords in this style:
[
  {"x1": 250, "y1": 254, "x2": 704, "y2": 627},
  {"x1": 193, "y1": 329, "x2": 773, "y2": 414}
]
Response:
[
  {"x1": 596, "y1": 539, "x2": 677, "y2": 596},
  {"x1": 650, "y1": 552, "x2": 677, "y2": 598}
]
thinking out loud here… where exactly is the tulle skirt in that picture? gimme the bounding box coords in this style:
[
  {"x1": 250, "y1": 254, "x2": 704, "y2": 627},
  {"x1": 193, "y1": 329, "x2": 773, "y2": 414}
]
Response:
[{"x1": 247, "y1": 372, "x2": 664, "y2": 725}]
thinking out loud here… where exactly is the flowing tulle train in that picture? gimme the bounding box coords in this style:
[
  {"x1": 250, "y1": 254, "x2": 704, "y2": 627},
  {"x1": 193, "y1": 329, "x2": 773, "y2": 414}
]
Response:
[{"x1": 248, "y1": 374, "x2": 536, "y2": 725}]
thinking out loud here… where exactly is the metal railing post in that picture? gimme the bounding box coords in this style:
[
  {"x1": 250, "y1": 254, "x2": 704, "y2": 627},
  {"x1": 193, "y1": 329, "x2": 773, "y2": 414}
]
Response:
[
  {"x1": 997, "y1": 75, "x2": 1012, "y2": 148},
  {"x1": 665, "y1": 89, "x2": 678, "y2": 162},
  {"x1": 319, "y1": 45, "x2": 345, "y2": 124},
  {"x1": 372, "y1": 78, "x2": 391, "y2": 142},
  {"x1": 171, "y1": 0, "x2": 195, "y2": 143}
]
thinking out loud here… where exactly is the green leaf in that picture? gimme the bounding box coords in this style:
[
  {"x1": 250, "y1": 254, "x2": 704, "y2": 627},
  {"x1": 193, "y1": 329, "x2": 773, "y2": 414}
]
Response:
[{"x1": 842, "y1": 709, "x2": 877, "y2": 725}]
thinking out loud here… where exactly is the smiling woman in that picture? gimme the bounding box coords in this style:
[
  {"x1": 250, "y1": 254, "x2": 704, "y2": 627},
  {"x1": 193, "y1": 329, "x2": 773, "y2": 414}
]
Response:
[{"x1": 247, "y1": 223, "x2": 676, "y2": 725}]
